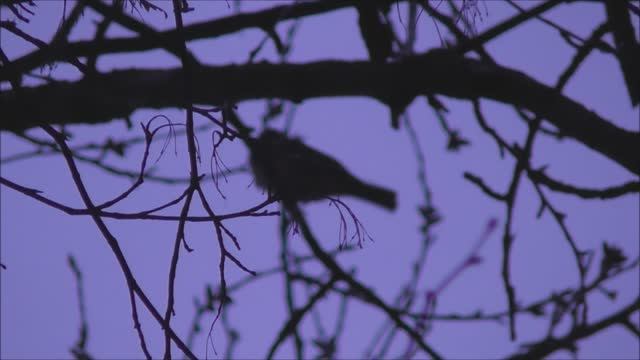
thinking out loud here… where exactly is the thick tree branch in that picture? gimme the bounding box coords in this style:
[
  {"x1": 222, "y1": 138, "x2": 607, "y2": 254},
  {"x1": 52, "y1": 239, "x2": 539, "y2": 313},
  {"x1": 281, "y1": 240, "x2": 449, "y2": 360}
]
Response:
[
  {"x1": 0, "y1": 0, "x2": 565, "y2": 82},
  {"x1": 3, "y1": 50, "x2": 638, "y2": 174},
  {"x1": 0, "y1": 0, "x2": 376, "y2": 80},
  {"x1": 604, "y1": 1, "x2": 640, "y2": 105}
]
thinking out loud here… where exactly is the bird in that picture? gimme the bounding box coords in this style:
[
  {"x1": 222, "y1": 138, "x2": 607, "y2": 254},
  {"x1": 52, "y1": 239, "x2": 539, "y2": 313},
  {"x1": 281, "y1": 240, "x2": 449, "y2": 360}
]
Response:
[{"x1": 248, "y1": 130, "x2": 396, "y2": 210}]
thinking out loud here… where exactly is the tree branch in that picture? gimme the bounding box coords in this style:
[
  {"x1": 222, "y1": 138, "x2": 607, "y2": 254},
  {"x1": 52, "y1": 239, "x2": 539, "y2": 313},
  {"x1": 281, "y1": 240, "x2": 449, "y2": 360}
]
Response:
[
  {"x1": 286, "y1": 203, "x2": 443, "y2": 360},
  {"x1": 0, "y1": 0, "x2": 378, "y2": 79},
  {"x1": 508, "y1": 298, "x2": 639, "y2": 360},
  {"x1": 604, "y1": 1, "x2": 640, "y2": 105},
  {"x1": 3, "y1": 50, "x2": 638, "y2": 174}
]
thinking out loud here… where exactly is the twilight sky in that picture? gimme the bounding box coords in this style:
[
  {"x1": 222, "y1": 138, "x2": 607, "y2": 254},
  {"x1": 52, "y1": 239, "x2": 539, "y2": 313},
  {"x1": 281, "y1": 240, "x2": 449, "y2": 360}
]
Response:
[{"x1": 1, "y1": 1, "x2": 639, "y2": 359}]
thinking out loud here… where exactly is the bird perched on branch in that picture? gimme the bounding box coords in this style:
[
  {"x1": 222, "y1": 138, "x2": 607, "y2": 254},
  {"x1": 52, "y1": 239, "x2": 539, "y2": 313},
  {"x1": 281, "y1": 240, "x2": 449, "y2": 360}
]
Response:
[{"x1": 248, "y1": 130, "x2": 396, "y2": 210}]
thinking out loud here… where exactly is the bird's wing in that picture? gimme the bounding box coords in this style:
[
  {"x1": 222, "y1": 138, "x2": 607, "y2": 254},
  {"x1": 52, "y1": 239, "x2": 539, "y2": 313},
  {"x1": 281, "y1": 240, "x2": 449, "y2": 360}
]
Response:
[{"x1": 284, "y1": 138, "x2": 350, "y2": 179}]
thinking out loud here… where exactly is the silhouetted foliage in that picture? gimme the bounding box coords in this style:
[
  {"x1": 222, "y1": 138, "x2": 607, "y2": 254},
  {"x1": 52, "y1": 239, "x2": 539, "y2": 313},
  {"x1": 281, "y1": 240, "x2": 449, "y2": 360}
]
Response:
[{"x1": 1, "y1": 1, "x2": 638, "y2": 359}]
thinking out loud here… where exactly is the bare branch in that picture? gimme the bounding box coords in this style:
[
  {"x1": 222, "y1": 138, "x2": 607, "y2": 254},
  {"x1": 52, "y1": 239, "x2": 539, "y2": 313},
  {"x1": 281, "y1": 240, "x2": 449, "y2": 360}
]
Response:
[{"x1": 4, "y1": 52, "x2": 637, "y2": 174}]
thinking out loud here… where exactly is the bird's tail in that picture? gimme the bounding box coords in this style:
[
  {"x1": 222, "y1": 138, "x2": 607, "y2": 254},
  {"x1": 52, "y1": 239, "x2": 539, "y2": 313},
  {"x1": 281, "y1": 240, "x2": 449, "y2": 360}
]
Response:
[{"x1": 349, "y1": 180, "x2": 397, "y2": 210}]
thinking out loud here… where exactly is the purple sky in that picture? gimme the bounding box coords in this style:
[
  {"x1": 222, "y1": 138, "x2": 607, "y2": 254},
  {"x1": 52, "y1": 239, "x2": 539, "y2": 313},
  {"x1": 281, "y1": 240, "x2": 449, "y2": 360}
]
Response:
[{"x1": 1, "y1": 1, "x2": 639, "y2": 359}]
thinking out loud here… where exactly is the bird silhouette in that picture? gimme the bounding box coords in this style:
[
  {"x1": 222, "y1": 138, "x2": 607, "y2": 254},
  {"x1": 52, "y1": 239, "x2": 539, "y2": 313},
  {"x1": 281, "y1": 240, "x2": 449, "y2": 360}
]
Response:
[{"x1": 248, "y1": 130, "x2": 396, "y2": 210}]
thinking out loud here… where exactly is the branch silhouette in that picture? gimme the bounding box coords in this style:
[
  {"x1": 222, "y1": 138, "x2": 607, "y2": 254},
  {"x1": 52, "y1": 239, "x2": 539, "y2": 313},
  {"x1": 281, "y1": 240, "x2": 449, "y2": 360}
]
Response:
[
  {"x1": 2, "y1": 1, "x2": 637, "y2": 358},
  {"x1": 4, "y1": 51, "x2": 638, "y2": 174}
]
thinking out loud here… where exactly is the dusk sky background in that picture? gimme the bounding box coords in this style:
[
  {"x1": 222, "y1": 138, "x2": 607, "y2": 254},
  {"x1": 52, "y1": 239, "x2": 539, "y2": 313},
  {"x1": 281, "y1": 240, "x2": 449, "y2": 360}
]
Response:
[{"x1": 1, "y1": 1, "x2": 639, "y2": 359}]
